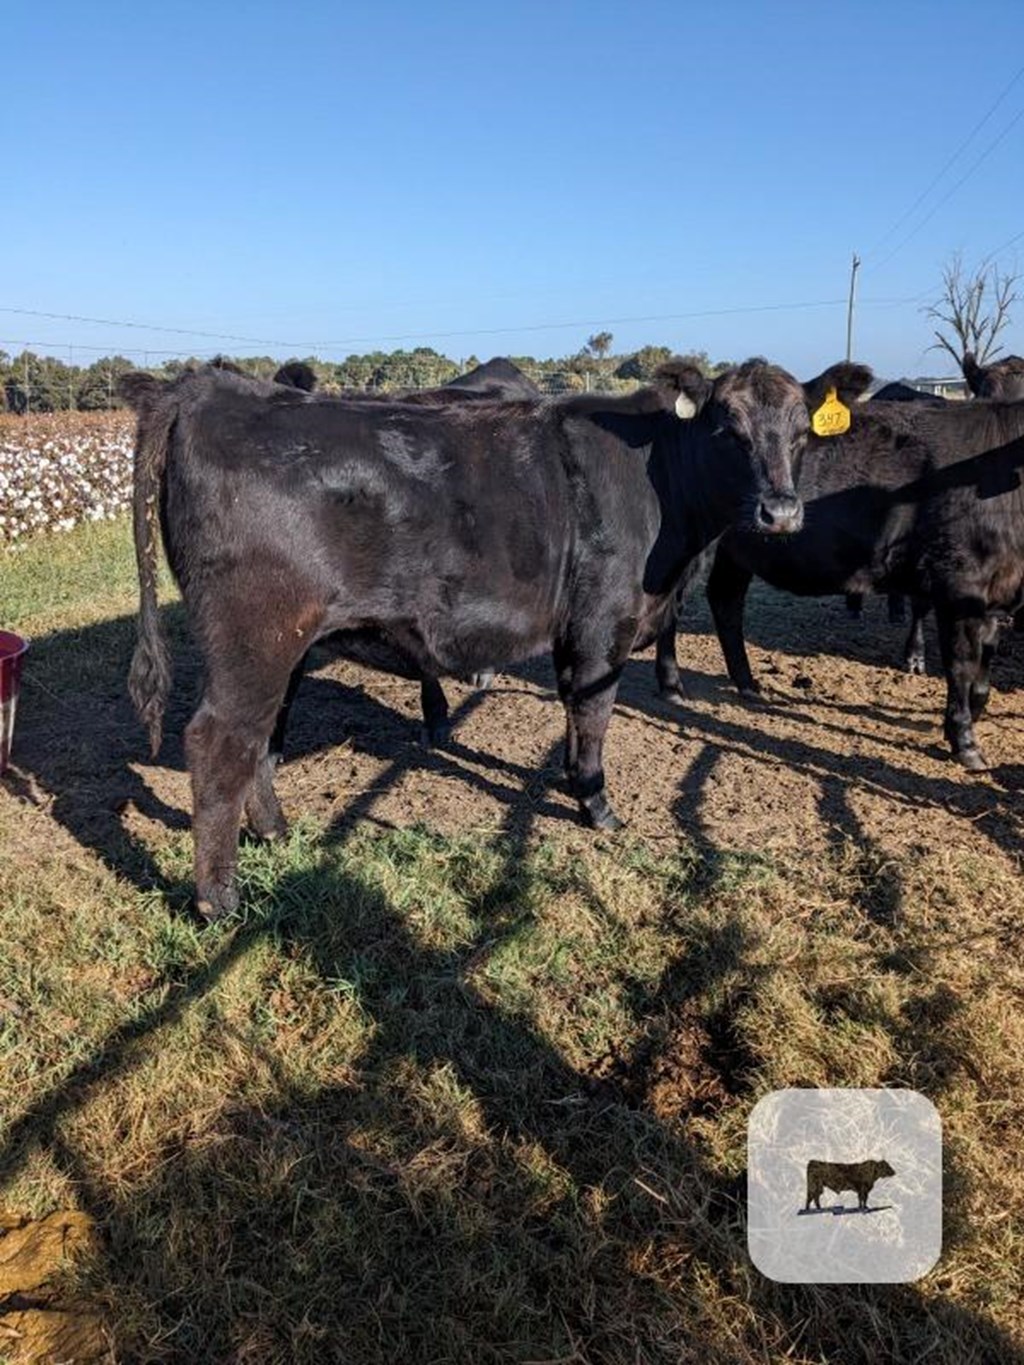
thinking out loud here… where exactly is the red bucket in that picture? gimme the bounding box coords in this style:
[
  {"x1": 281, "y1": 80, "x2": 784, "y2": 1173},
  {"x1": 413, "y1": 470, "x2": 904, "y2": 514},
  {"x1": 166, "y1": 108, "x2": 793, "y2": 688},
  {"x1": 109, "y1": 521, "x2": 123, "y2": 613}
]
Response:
[{"x1": 0, "y1": 631, "x2": 29, "y2": 774}]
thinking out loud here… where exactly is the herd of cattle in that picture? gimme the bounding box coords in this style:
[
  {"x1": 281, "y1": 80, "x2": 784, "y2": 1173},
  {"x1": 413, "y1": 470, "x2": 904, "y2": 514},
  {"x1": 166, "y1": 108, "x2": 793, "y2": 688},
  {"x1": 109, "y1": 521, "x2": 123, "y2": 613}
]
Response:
[{"x1": 118, "y1": 347, "x2": 1024, "y2": 920}]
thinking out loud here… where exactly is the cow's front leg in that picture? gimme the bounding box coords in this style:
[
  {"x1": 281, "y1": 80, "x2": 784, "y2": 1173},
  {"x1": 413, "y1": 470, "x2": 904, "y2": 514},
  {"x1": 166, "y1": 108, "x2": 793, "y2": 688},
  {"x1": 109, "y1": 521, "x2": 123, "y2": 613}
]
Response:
[
  {"x1": 706, "y1": 549, "x2": 759, "y2": 693},
  {"x1": 935, "y1": 606, "x2": 988, "y2": 770}
]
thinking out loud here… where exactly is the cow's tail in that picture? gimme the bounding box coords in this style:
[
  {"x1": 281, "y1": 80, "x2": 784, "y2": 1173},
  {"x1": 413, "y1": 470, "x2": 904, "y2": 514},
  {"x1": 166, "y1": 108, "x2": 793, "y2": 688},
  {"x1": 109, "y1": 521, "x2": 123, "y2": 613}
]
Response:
[{"x1": 120, "y1": 371, "x2": 177, "y2": 757}]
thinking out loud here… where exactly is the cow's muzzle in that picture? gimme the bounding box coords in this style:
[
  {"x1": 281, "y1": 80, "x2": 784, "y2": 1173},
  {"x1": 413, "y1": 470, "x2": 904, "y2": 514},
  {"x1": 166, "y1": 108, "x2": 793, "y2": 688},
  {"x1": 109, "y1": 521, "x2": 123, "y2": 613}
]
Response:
[{"x1": 755, "y1": 493, "x2": 803, "y2": 535}]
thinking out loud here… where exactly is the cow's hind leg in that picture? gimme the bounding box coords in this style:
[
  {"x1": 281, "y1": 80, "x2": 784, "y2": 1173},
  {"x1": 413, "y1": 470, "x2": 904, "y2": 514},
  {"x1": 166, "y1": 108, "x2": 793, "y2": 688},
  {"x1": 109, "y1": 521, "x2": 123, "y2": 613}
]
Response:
[
  {"x1": 553, "y1": 638, "x2": 578, "y2": 778},
  {"x1": 655, "y1": 616, "x2": 686, "y2": 705},
  {"x1": 887, "y1": 593, "x2": 907, "y2": 625},
  {"x1": 419, "y1": 677, "x2": 452, "y2": 747},
  {"x1": 245, "y1": 743, "x2": 289, "y2": 842},
  {"x1": 969, "y1": 616, "x2": 1001, "y2": 721},
  {"x1": 935, "y1": 605, "x2": 989, "y2": 771},
  {"x1": 187, "y1": 652, "x2": 301, "y2": 921},
  {"x1": 903, "y1": 595, "x2": 930, "y2": 675},
  {"x1": 269, "y1": 651, "x2": 308, "y2": 766},
  {"x1": 555, "y1": 623, "x2": 632, "y2": 831}
]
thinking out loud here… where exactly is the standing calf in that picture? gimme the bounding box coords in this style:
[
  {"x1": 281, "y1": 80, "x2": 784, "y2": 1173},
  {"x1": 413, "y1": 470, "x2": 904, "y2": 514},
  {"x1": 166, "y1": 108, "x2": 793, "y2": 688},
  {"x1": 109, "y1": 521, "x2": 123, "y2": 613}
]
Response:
[{"x1": 123, "y1": 357, "x2": 861, "y2": 918}]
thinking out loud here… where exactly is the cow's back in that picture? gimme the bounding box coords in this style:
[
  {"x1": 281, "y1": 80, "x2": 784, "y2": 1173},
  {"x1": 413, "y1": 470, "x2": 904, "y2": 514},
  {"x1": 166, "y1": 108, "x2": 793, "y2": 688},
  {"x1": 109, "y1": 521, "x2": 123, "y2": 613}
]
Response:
[{"x1": 162, "y1": 377, "x2": 649, "y2": 676}]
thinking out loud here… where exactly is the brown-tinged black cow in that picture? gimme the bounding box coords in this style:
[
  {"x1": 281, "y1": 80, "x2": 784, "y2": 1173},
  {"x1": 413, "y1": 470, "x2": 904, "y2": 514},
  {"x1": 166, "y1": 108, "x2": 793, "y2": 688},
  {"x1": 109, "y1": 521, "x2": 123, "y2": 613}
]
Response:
[
  {"x1": 962, "y1": 351, "x2": 1024, "y2": 400},
  {"x1": 269, "y1": 356, "x2": 543, "y2": 759},
  {"x1": 805, "y1": 1158, "x2": 895, "y2": 1211},
  {"x1": 122, "y1": 355, "x2": 855, "y2": 919},
  {"x1": 273, "y1": 360, "x2": 318, "y2": 392},
  {"x1": 656, "y1": 395, "x2": 1024, "y2": 773}
]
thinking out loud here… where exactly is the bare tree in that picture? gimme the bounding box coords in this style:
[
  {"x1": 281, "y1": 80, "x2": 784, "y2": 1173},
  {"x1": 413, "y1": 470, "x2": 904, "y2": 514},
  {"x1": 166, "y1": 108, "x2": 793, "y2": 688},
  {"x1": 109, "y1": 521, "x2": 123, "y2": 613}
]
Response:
[
  {"x1": 925, "y1": 253, "x2": 1019, "y2": 367},
  {"x1": 585, "y1": 331, "x2": 614, "y2": 361}
]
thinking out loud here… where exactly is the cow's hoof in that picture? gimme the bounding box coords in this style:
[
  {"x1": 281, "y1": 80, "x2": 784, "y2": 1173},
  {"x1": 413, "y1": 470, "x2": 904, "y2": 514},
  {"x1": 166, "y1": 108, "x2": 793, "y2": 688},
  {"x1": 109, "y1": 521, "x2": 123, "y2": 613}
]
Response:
[
  {"x1": 956, "y1": 746, "x2": 989, "y2": 773},
  {"x1": 658, "y1": 684, "x2": 687, "y2": 708},
  {"x1": 421, "y1": 722, "x2": 452, "y2": 749},
  {"x1": 195, "y1": 883, "x2": 240, "y2": 923},
  {"x1": 581, "y1": 796, "x2": 624, "y2": 831},
  {"x1": 737, "y1": 682, "x2": 765, "y2": 702},
  {"x1": 470, "y1": 670, "x2": 496, "y2": 690},
  {"x1": 904, "y1": 654, "x2": 926, "y2": 676},
  {"x1": 252, "y1": 814, "x2": 288, "y2": 842}
]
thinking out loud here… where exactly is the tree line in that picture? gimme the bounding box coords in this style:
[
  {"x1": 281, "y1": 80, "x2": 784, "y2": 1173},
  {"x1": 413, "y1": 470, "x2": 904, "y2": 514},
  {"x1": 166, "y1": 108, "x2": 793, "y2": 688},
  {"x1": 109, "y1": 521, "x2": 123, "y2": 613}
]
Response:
[
  {"x1": 4, "y1": 253, "x2": 1019, "y2": 415},
  {"x1": 0, "y1": 337, "x2": 730, "y2": 414}
]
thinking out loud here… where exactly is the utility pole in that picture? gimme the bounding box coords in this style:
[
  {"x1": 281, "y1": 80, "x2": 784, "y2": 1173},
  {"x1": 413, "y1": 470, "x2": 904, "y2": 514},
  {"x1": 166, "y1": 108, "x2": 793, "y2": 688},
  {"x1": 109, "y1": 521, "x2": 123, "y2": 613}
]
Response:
[
  {"x1": 846, "y1": 252, "x2": 861, "y2": 361},
  {"x1": 68, "y1": 345, "x2": 75, "y2": 411},
  {"x1": 23, "y1": 350, "x2": 30, "y2": 415}
]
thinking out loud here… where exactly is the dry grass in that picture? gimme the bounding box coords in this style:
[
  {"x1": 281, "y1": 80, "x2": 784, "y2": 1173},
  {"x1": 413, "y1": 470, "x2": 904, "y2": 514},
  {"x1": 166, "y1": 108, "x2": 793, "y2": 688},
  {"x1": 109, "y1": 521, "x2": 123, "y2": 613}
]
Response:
[{"x1": 1, "y1": 518, "x2": 1023, "y2": 1363}]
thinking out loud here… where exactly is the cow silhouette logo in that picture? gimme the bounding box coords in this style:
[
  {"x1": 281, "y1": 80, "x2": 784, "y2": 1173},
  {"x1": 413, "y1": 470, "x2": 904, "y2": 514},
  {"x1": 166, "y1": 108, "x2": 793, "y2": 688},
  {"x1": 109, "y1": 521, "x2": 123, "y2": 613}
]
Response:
[
  {"x1": 803, "y1": 1158, "x2": 895, "y2": 1213},
  {"x1": 747, "y1": 1089, "x2": 941, "y2": 1283}
]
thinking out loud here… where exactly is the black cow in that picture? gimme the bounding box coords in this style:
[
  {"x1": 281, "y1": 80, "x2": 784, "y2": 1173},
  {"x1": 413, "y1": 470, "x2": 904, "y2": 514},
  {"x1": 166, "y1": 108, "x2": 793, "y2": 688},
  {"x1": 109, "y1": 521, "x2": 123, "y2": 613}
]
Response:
[
  {"x1": 123, "y1": 356, "x2": 860, "y2": 918},
  {"x1": 871, "y1": 381, "x2": 947, "y2": 404},
  {"x1": 269, "y1": 357, "x2": 543, "y2": 759},
  {"x1": 845, "y1": 384, "x2": 948, "y2": 625},
  {"x1": 805, "y1": 1159, "x2": 895, "y2": 1211},
  {"x1": 273, "y1": 360, "x2": 318, "y2": 392},
  {"x1": 656, "y1": 396, "x2": 1024, "y2": 772}
]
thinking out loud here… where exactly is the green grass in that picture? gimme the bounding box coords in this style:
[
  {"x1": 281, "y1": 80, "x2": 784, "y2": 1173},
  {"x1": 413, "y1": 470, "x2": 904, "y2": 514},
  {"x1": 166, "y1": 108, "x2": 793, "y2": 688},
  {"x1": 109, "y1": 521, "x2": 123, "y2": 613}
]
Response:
[{"x1": 0, "y1": 517, "x2": 1022, "y2": 1363}]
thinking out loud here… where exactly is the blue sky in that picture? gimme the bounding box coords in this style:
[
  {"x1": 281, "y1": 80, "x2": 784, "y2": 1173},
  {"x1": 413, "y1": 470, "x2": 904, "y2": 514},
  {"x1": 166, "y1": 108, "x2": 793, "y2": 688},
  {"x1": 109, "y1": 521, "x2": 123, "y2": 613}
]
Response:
[{"x1": 4, "y1": 0, "x2": 1023, "y2": 379}]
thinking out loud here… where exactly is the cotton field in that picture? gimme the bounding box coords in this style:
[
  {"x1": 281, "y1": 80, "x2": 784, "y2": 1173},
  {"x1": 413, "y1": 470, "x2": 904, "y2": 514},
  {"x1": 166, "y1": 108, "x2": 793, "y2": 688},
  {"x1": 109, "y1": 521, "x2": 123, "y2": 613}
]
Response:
[{"x1": 0, "y1": 412, "x2": 133, "y2": 542}]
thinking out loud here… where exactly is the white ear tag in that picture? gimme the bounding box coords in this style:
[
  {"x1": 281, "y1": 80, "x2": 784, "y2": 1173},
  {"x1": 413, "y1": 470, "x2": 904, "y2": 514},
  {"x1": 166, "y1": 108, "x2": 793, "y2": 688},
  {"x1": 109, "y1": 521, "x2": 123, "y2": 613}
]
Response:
[{"x1": 674, "y1": 393, "x2": 697, "y2": 419}]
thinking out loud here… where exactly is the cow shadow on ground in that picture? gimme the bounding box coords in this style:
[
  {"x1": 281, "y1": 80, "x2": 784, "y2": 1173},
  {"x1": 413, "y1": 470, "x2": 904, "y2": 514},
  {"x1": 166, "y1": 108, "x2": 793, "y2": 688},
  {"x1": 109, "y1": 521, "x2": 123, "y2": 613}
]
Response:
[
  {"x1": 797, "y1": 1205, "x2": 894, "y2": 1217},
  {"x1": 1, "y1": 797, "x2": 1018, "y2": 1361},
  {"x1": 7, "y1": 596, "x2": 1024, "y2": 913},
  {"x1": 3, "y1": 609, "x2": 1022, "y2": 1357}
]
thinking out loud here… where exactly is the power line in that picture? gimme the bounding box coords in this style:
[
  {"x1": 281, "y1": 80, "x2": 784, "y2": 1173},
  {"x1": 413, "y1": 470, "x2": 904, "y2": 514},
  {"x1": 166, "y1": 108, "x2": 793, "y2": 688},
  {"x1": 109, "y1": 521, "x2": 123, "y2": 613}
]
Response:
[
  {"x1": 871, "y1": 103, "x2": 1024, "y2": 271},
  {"x1": 979, "y1": 227, "x2": 1024, "y2": 269},
  {"x1": 0, "y1": 296, "x2": 856, "y2": 354},
  {"x1": 0, "y1": 337, "x2": 228, "y2": 360},
  {"x1": 0, "y1": 306, "x2": 299, "y2": 349},
  {"x1": 0, "y1": 294, "x2": 936, "y2": 365},
  {"x1": 864, "y1": 62, "x2": 1024, "y2": 260}
]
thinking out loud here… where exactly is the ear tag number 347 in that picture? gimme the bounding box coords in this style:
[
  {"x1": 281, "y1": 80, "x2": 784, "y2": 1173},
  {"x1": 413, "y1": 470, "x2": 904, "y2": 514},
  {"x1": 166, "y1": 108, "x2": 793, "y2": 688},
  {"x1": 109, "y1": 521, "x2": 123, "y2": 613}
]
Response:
[{"x1": 812, "y1": 387, "x2": 851, "y2": 438}]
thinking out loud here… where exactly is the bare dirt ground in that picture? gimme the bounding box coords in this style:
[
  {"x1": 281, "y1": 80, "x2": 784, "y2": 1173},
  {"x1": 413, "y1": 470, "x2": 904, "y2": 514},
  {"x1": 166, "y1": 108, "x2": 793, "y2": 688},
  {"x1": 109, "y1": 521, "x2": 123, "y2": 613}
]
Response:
[
  {"x1": 261, "y1": 590, "x2": 1024, "y2": 876},
  {"x1": 16, "y1": 584, "x2": 1024, "y2": 889}
]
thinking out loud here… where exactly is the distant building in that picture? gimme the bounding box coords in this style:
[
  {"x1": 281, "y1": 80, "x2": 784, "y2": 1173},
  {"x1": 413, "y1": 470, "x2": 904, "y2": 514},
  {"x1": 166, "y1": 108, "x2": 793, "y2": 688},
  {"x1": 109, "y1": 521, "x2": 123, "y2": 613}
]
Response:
[
  {"x1": 908, "y1": 375, "x2": 969, "y2": 400},
  {"x1": 868, "y1": 375, "x2": 969, "y2": 401}
]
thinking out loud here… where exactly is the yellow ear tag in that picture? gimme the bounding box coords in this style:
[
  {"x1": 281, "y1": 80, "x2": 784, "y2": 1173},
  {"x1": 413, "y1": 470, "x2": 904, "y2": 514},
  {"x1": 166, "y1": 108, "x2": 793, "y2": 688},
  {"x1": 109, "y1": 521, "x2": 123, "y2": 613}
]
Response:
[{"x1": 812, "y1": 386, "x2": 851, "y2": 438}]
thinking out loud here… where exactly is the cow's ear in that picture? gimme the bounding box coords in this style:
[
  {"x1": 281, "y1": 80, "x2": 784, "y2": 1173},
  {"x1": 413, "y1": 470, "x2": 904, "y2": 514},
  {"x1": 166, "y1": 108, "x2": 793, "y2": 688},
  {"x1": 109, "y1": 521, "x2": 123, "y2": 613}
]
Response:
[
  {"x1": 804, "y1": 361, "x2": 873, "y2": 410},
  {"x1": 654, "y1": 359, "x2": 711, "y2": 419}
]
